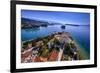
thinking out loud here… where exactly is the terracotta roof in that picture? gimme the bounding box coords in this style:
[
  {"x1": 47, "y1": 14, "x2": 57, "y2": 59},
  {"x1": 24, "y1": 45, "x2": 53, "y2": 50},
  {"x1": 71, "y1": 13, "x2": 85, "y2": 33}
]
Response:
[{"x1": 48, "y1": 50, "x2": 59, "y2": 61}]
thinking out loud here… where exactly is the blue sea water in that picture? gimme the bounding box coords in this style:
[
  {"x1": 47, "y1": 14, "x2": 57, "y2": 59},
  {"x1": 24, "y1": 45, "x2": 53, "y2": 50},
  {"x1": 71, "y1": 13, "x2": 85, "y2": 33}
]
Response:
[{"x1": 21, "y1": 25, "x2": 90, "y2": 58}]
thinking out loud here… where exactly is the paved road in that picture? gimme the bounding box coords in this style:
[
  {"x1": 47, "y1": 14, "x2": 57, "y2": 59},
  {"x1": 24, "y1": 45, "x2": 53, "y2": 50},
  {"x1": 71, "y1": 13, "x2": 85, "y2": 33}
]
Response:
[{"x1": 57, "y1": 48, "x2": 64, "y2": 61}]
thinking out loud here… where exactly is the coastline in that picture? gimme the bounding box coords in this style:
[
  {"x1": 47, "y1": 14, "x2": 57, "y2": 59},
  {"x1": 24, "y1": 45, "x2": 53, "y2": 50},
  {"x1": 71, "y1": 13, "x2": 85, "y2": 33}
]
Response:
[
  {"x1": 73, "y1": 39, "x2": 89, "y2": 59},
  {"x1": 21, "y1": 32, "x2": 89, "y2": 62}
]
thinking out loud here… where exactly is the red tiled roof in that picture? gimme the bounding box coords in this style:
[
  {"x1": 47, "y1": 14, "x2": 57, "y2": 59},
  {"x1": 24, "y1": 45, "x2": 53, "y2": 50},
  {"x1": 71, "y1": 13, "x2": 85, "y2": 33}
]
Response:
[{"x1": 48, "y1": 50, "x2": 59, "y2": 61}]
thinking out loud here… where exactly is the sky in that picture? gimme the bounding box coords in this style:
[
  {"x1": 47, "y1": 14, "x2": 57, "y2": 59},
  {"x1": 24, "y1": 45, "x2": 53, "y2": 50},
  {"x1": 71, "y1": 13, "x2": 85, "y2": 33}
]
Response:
[{"x1": 21, "y1": 10, "x2": 90, "y2": 25}]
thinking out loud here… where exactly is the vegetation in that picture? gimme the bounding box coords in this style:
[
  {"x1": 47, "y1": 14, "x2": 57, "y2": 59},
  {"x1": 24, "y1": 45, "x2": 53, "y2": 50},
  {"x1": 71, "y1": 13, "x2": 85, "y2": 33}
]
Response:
[{"x1": 21, "y1": 32, "x2": 86, "y2": 63}]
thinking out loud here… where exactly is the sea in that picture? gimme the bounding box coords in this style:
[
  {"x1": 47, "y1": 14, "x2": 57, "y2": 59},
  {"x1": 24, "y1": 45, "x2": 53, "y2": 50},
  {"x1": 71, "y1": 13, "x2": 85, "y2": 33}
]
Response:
[{"x1": 21, "y1": 25, "x2": 90, "y2": 59}]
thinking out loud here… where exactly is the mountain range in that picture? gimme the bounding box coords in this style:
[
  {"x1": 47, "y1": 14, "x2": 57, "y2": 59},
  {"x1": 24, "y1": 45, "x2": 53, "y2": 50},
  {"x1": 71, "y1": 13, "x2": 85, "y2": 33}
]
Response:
[{"x1": 21, "y1": 18, "x2": 89, "y2": 29}]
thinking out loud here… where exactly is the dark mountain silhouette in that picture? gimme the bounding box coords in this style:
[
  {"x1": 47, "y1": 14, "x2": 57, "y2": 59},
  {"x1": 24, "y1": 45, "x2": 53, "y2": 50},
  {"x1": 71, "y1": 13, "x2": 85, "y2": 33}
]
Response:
[
  {"x1": 21, "y1": 18, "x2": 49, "y2": 28},
  {"x1": 21, "y1": 18, "x2": 89, "y2": 29},
  {"x1": 65, "y1": 24, "x2": 89, "y2": 26}
]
